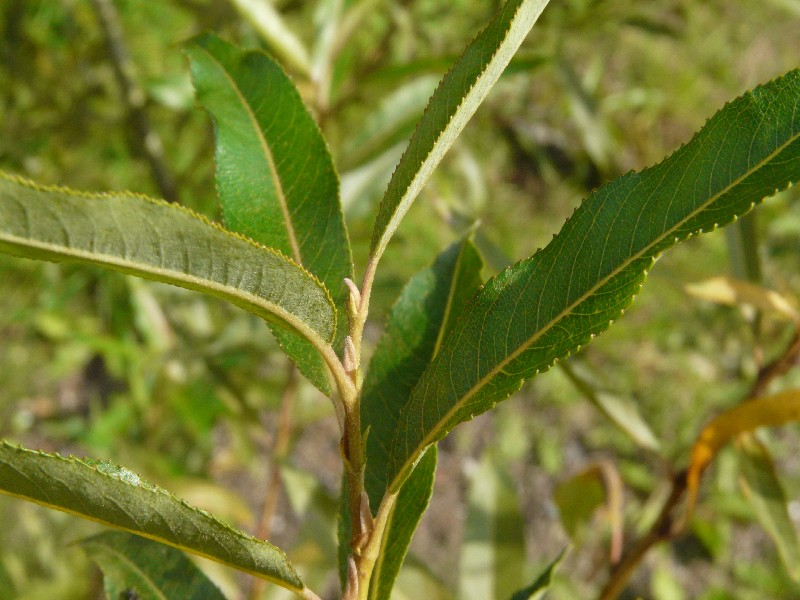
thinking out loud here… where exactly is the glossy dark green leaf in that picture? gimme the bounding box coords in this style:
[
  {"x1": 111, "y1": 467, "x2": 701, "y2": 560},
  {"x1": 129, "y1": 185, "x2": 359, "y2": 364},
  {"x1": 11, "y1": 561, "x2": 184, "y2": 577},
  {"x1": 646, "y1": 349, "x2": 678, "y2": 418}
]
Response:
[
  {"x1": 387, "y1": 68, "x2": 800, "y2": 492},
  {"x1": 0, "y1": 443, "x2": 306, "y2": 593},
  {"x1": 81, "y1": 531, "x2": 227, "y2": 600},
  {"x1": 187, "y1": 33, "x2": 352, "y2": 392},
  {"x1": 0, "y1": 173, "x2": 335, "y2": 349},
  {"x1": 368, "y1": 0, "x2": 551, "y2": 263}
]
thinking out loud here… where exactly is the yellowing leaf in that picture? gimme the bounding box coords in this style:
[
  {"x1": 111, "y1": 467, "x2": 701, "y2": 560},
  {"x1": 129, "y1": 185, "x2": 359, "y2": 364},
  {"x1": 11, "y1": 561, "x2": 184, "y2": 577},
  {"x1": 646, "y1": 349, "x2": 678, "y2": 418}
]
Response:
[
  {"x1": 687, "y1": 390, "x2": 800, "y2": 512},
  {"x1": 685, "y1": 276, "x2": 799, "y2": 323}
]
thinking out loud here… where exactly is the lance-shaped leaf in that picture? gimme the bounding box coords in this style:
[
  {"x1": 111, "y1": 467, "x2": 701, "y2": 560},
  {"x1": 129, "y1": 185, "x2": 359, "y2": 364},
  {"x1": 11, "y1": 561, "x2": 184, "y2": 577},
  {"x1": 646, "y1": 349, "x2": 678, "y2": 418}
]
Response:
[
  {"x1": 368, "y1": 0, "x2": 551, "y2": 263},
  {"x1": 358, "y1": 239, "x2": 483, "y2": 598},
  {"x1": 363, "y1": 238, "x2": 483, "y2": 506},
  {"x1": 0, "y1": 443, "x2": 307, "y2": 593},
  {"x1": 387, "y1": 68, "x2": 800, "y2": 492},
  {"x1": 187, "y1": 33, "x2": 352, "y2": 392},
  {"x1": 0, "y1": 173, "x2": 335, "y2": 350},
  {"x1": 81, "y1": 531, "x2": 227, "y2": 600}
]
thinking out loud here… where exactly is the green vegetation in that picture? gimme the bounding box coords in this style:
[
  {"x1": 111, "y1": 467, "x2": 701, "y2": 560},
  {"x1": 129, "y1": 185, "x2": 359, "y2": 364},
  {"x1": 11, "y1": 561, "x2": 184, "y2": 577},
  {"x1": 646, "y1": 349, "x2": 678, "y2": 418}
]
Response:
[{"x1": 1, "y1": 1, "x2": 799, "y2": 599}]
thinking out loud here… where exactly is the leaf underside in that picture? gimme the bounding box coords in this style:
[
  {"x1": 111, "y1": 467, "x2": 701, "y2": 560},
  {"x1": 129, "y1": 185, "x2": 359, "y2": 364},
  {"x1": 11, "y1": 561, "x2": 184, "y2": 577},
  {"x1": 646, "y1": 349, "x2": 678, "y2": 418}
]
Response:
[
  {"x1": 0, "y1": 442, "x2": 305, "y2": 592},
  {"x1": 0, "y1": 173, "x2": 336, "y2": 346},
  {"x1": 369, "y1": 0, "x2": 551, "y2": 262},
  {"x1": 387, "y1": 68, "x2": 800, "y2": 492}
]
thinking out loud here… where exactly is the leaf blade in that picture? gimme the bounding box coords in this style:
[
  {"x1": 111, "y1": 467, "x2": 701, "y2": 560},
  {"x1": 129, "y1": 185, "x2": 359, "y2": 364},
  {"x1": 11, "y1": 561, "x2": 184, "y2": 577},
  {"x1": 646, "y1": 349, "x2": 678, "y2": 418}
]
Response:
[
  {"x1": 81, "y1": 531, "x2": 227, "y2": 600},
  {"x1": 368, "y1": 0, "x2": 551, "y2": 262},
  {"x1": 388, "y1": 68, "x2": 800, "y2": 492},
  {"x1": 186, "y1": 33, "x2": 351, "y2": 292},
  {"x1": 0, "y1": 442, "x2": 305, "y2": 592},
  {"x1": 357, "y1": 239, "x2": 482, "y2": 599},
  {"x1": 186, "y1": 33, "x2": 352, "y2": 391},
  {"x1": 0, "y1": 173, "x2": 336, "y2": 347},
  {"x1": 363, "y1": 238, "x2": 483, "y2": 507}
]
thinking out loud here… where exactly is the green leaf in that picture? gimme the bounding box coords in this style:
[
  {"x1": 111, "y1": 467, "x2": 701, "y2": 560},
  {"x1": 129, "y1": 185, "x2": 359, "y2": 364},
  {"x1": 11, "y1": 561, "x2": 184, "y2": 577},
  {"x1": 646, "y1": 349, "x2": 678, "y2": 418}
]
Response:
[
  {"x1": 368, "y1": 0, "x2": 551, "y2": 263},
  {"x1": 387, "y1": 68, "x2": 800, "y2": 492},
  {"x1": 351, "y1": 239, "x2": 481, "y2": 598},
  {"x1": 509, "y1": 549, "x2": 567, "y2": 600},
  {"x1": 0, "y1": 173, "x2": 335, "y2": 350},
  {"x1": 459, "y1": 453, "x2": 526, "y2": 600},
  {"x1": 0, "y1": 442, "x2": 305, "y2": 593},
  {"x1": 737, "y1": 435, "x2": 800, "y2": 581},
  {"x1": 186, "y1": 33, "x2": 352, "y2": 392},
  {"x1": 80, "y1": 531, "x2": 227, "y2": 600},
  {"x1": 363, "y1": 238, "x2": 483, "y2": 508},
  {"x1": 369, "y1": 448, "x2": 437, "y2": 600}
]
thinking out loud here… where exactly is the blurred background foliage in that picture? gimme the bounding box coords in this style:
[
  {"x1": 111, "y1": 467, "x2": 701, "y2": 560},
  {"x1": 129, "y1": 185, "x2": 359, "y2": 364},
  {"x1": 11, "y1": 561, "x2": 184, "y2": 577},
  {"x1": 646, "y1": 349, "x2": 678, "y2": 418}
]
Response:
[{"x1": 1, "y1": 0, "x2": 800, "y2": 599}]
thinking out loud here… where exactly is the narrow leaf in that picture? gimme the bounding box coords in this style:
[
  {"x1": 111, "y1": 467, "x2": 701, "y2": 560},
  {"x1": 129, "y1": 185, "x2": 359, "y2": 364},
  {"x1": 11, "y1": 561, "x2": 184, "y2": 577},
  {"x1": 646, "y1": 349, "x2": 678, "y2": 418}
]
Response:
[
  {"x1": 0, "y1": 173, "x2": 336, "y2": 349},
  {"x1": 560, "y1": 361, "x2": 661, "y2": 452},
  {"x1": 0, "y1": 442, "x2": 305, "y2": 592},
  {"x1": 387, "y1": 69, "x2": 800, "y2": 492},
  {"x1": 737, "y1": 436, "x2": 800, "y2": 581},
  {"x1": 186, "y1": 33, "x2": 350, "y2": 292},
  {"x1": 368, "y1": 0, "x2": 550, "y2": 263},
  {"x1": 356, "y1": 239, "x2": 482, "y2": 598},
  {"x1": 363, "y1": 238, "x2": 483, "y2": 507},
  {"x1": 342, "y1": 75, "x2": 440, "y2": 170},
  {"x1": 81, "y1": 531, "x2": 227, "y2": 600},
  {"x1": 509, "y1": 548, "x2": 568, "y2": 600},
  {"x1": 187, "y1": 33, "x2": 352, "y2": 391},
  {"x1": 459, "y1": 453, "x2": 526, "y2": 600},
  {"x1": 369, "y1": 448, "x2": 437, "y2": 600}
]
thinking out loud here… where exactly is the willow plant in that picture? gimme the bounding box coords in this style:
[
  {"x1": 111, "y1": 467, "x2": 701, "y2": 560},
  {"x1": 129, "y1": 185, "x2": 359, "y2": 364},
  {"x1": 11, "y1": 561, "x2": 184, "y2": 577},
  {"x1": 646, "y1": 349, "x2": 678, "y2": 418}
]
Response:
[{"x1": 1, "y1": 0, "x2": 799, "y2": 598}]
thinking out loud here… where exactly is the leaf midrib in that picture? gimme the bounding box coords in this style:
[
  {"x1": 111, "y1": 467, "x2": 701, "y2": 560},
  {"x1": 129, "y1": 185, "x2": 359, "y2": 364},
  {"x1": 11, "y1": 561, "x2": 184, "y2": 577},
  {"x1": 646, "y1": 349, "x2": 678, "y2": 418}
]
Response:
[
  {"x1": 391, "y1": 122, "x2": 800, "y2": 491},
  {"x1": 0, "y1": 230, "x2": 325, "y2": 348},
  {"x1": 197, "y1": 45, "x2": 303, "y2": 264}
]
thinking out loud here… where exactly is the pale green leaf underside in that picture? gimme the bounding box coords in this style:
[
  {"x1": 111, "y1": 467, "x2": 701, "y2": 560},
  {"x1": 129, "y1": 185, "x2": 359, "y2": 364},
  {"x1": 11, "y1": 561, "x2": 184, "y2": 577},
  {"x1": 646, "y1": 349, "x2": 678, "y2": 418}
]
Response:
[
  {"x1": 369, "y1": 0, "x2": 550, "y2": 261},
  {"x1": 0, "y1": 173, "x2": 335, "y2": 346},
  {"x1": 81, "y1": 531, "x2": 227, "y2": 600},
  {"x1": 387, "y1": 69, "x2": 800, "y2": 491},
  {"x1": 0, "y1": 442, "x2": 305, "y2": 591}
]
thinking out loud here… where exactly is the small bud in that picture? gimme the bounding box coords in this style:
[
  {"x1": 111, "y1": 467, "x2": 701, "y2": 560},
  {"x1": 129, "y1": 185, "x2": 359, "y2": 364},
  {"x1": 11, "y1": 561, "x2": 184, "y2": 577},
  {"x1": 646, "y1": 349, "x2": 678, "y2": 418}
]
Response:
[
  {"x1": 344, "y1": 278, "x2": 361, "y2": 307},
  {"x1": 343, "y1": 336, "x2": 358, "y2": 374},
  {"x1": 344, "y1": 278, "x2": 361, "y2": 325}
]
